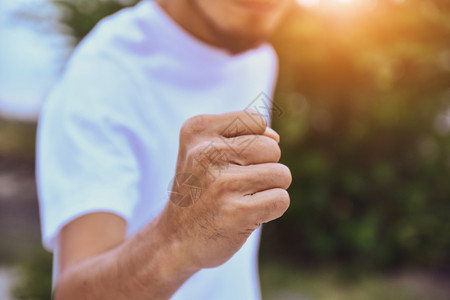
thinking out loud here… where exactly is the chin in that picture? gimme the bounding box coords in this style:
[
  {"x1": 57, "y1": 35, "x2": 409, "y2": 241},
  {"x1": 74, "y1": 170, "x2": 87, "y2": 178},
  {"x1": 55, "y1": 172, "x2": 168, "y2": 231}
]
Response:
[
  {"x1": 232, "y1": 11, "x2": 282, "y2": 40},
  {"x1": 222, "y1": 23, "x2": 274, "y2": 51},
  {"x1": 220, "y1": 31, "x2": 268, "y2": 54}
]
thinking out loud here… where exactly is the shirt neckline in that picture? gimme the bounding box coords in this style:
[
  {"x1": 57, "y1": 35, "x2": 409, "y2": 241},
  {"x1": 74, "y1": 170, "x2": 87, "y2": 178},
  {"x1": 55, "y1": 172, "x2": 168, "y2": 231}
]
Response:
[{"x1": 142, "y1": 0, "x2": 268, "y2": 64}]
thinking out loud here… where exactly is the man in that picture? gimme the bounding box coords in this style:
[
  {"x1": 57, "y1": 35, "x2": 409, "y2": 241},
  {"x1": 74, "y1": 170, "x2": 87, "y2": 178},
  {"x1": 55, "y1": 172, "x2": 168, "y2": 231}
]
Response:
[{"x1": 37, "y1": 0, "x2": 293, "y2": 298}]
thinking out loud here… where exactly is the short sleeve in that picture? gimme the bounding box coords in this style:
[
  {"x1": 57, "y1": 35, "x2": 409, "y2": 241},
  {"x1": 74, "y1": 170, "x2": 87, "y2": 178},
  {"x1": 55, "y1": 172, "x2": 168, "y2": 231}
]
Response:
[{"x1": 37, "y1": 57, "x2": 141, "y2": 251}]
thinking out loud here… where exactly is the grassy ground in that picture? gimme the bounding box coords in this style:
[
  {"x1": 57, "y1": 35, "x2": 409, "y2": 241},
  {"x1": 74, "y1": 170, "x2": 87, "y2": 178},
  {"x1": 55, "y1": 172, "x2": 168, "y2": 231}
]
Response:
[{"x1": 260, "y1": 262, "x2": 450, "y2": 300}]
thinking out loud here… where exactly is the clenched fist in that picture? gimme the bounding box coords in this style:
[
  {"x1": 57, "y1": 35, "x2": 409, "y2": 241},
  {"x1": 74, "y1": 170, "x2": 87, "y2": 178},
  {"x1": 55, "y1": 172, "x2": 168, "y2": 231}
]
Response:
[{"x1": 158, "y1": 110, "x2": 291, "y2": 270}]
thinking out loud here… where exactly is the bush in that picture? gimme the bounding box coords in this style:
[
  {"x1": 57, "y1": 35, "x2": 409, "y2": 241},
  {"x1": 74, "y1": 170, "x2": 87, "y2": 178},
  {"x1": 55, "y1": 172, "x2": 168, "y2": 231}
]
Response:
[
  {"x1": 12, "y1": 250, "x2": 52, "y2": 300},
  {"x1": 263, "y1": 0, "x2": 450, "y2": 270}
]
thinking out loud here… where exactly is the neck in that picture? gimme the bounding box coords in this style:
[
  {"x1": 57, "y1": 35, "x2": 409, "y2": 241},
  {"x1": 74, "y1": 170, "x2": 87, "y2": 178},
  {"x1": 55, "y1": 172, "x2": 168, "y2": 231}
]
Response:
[{"x1": 156, "y1": 0, "x2": 261, "y2": 54}]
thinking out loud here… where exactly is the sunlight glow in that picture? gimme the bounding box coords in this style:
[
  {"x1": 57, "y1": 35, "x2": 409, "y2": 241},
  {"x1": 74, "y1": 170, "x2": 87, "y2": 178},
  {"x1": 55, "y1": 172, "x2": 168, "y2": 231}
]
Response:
[
  {"x1": 296, "y1": 0, "x2": 357, "y2": 8},
  {"x1": 296, "y1": 0, "x2": 320, "y2": 7},
  {"x1": 296, "y1": 0, "x2": 380, "y2": 15},
  {"x1": 335, "y1": 0, "x2": 354, "y2": 4}
]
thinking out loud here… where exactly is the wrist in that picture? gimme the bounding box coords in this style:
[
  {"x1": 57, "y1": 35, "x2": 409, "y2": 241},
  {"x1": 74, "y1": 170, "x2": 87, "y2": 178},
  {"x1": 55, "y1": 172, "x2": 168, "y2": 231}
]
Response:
[
  {"x1": 153, "y1": 214, "x2": 200, "y2": 278},
  {"x1": 118, "y1": 212, "x2": 200, "y2": 298},
  {"x1": 135, "y1": 213, "x2": 200, "y2": 290}
]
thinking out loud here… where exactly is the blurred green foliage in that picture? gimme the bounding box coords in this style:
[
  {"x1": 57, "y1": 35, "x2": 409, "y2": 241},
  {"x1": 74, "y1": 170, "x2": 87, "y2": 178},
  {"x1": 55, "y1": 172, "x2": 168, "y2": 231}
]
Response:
[
  {"x1": 52, "y1": 0, "x2": 139, "y2": 46},
  {"x1": 266, "y1": 0, "x2": 450, "y2": 271},
  {"x1": 12, "y1": 250, "x2": 52, "y2": 300},
  {"x1": 260, "y1": 261, "x2": 450, "y2": 300}
]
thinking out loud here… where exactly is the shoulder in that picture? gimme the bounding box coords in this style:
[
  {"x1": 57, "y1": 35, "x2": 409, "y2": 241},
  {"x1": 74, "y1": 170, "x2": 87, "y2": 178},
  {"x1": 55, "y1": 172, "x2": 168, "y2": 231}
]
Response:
[
  {"x1": 43, "y1": 56, "x2": 138, "y2": 120},
  {"x1": 44, "y1": 3, "x2": 153, "y2": 118},
  {"x1": 59, "y1": 0, "x2": 156, "y2": 86},
  {"x1": 75, "y1": 1, "x2": 155, "y2": 58}
]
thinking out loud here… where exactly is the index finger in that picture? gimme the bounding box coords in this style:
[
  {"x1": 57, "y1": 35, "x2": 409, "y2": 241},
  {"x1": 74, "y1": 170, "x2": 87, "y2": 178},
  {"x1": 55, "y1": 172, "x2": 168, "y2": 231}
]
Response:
[
  {"x1": 264, "y1": 127, "x2": 280, "y2": 144},
  {"x1": 214, "y1": 110, "x2": 268, "y2": 138}
]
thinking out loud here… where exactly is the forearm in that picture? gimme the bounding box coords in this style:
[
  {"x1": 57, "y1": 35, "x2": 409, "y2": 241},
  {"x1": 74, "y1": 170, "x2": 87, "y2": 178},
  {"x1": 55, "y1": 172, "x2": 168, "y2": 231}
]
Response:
[{"x1": 54, "y1": 216, "x2": 198, "y2": 300}]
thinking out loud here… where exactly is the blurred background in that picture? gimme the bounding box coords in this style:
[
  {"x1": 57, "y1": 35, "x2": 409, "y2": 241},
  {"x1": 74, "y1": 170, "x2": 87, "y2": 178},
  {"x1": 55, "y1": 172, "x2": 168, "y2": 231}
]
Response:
[{"x1": 0, "y1": 0, "x2": 449, "y2": 299}]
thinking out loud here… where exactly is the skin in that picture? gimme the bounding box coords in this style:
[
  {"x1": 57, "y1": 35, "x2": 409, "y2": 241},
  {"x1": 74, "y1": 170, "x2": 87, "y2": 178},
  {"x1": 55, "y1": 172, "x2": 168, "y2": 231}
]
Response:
[
  {"x1": 55, "y1": 0, "x2": 292, "y2": 299},
  {"x1": 158, "y1": 0, "x2": 293, "y2": 53}
]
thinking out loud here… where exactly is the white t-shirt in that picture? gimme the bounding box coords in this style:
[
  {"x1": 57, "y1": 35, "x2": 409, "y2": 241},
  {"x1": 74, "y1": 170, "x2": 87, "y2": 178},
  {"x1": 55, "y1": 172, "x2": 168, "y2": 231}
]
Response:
[{"x1": 37, "y1": 0, "x2": 278, "y2": 298}]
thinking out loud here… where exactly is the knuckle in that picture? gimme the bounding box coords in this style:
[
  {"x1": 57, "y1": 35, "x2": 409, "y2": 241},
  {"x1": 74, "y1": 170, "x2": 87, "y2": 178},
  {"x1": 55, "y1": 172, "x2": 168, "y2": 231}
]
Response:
[
  {"x1": 264, "y1": 137, "x2": 281, "y2": 162},
  {"x1": 234, "y1": 139, "x2": 253, "y2": 161},
  {"x1": 190, "y1": 142, "x2": 223, "y2": 183},
  {"x1": 180, "y1": 114, "x2": 209, "y2": 139},
  {"x1": 261, "y1": 115, "x2": 268, "y2": 129},
  {"x1": 248, "y1": 109, "x2": 267, "y2": 127},
  {"x1": 214, "y1": 173, "x2": 239, "y2": 192},
  {"x1": 190, "y1": 114, "x2": 209, "y2": 128},
  {"x1": 179, "y1": 125, "x2": 190, "y2": 142},
  {"x1": 190, "y1": 144, "x2": 209, "y2": 165},
  {"x1": 266, "y1": 190, "x2": 290, "y2": 221},
  {"x1": 213, "y1": 142, "x2": 230, "y2": 159},
  {"x1": 274, "y1": 163, "x2": 292, "y2": 189},
  {"x1": 227, "y1": 200, "x2": 251, "y2": 220},
  {"x1": 240, "y1": 136, "x2": 280, "y2": 164},
  {"x1": 276, "y1": 189, "x2": 290, "y2": 213}
]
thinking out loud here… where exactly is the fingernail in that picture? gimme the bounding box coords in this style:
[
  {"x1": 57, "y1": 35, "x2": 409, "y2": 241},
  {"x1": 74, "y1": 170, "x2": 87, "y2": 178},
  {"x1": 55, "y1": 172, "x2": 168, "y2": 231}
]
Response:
[{"x1": 265, "y1": 127, "x2": 280, "y2": 143}]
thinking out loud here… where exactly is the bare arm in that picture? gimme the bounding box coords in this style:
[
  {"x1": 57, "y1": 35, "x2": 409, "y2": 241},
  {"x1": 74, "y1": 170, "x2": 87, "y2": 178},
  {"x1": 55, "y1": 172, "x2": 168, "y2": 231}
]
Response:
[
  {"x1": 55, "y1": 212, "x2": 198, "y2": 299},
  {"x1": 54, "y1": 110, "x2": 291, "y2": 299}
]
